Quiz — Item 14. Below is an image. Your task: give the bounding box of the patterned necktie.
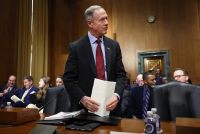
[96,39,105,80]
[143,87,150,119]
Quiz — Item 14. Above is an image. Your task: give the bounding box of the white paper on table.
[110,131,141,134]
[91,78,116,117]
[44,109,84,120]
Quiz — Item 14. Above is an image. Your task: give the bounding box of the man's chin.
[102,31,107,35]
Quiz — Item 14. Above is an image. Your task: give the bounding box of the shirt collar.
[88,31,103,44]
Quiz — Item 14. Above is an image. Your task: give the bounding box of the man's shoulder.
[132,86,143,90]
[103,36,118,44]
[13,85,19,89]
[70,35,89,46]
[131,86,144,93]
[31,86,39,91]
[11,86,20,92]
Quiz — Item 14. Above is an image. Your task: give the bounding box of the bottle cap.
[7,102,11,105]
[151,108,157,113]
[147,111,153,116]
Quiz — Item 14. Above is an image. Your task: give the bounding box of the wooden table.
[0,118,175,134]
[1,108,200,134]
[176,117,200,134]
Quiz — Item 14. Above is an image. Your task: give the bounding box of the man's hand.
[81,96,99,112]
[106,95,119,111]
[0,93,4,97]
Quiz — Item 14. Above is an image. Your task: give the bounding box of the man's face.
[23,79,33,89]
[173,70,188,83]
[136,74,144,86]
[145,75,156,87]
[88,8,108,37]
[7,76,16,87]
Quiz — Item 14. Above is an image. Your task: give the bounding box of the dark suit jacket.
[63,35,127,116]
[126,85,153,119]
[4,86,20,104]
[13,85,39,107]
[0,85,19,106]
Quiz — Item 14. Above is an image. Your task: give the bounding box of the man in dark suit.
[12,76,39,107]
[63,5,127,116]
[0,75,19,107]
[127,71,156,119]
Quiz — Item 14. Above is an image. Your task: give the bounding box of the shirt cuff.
[114,93,120,100]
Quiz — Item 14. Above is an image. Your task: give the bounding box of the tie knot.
[96,38,101,44]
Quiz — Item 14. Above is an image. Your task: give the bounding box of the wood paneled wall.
[0,0,19,85]
[49,0,200,84]
[112,0,200,83]
[1,0,200,85]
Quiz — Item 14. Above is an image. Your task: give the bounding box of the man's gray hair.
[84,5,103,21]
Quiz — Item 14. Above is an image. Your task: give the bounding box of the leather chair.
[153,81,200,121]
[43,85,71,115]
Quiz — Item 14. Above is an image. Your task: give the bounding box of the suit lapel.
[104,37,111,79]
[83,36,96,75]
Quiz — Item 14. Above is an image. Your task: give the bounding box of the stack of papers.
[44,109,84,120]
[91,79,116,117]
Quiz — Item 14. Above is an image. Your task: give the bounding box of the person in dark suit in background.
[63,5,127,117]
[12,76,39,107]
[121,73,144,117]
[126,71,156,119]
[0,75,19,106]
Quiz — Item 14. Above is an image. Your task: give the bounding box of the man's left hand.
[106,95,119,111]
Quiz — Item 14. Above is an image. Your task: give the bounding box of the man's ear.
[30,81,33,85]
[186,76,189,81]
[87,20,93,28]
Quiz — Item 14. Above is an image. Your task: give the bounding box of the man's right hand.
[80,96,99,112]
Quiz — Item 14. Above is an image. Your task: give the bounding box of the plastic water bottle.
[144,111,157,134]
[5,102,12,109]
[151,108,161,133]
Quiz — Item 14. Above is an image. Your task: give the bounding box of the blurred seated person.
[131,73,144,88]
[55,75,64,87]
[121,73,144,117]
[162,76,168,84]
[155,68,164,85]
[173,68,192,84]
[127,71,156,119]
[12,76,39,107]
[0,75,19,107]
[29,76,51,109]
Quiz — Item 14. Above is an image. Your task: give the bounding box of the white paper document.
[11,95,23,103]
[44,109,84,120]
[91,78,116,117]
